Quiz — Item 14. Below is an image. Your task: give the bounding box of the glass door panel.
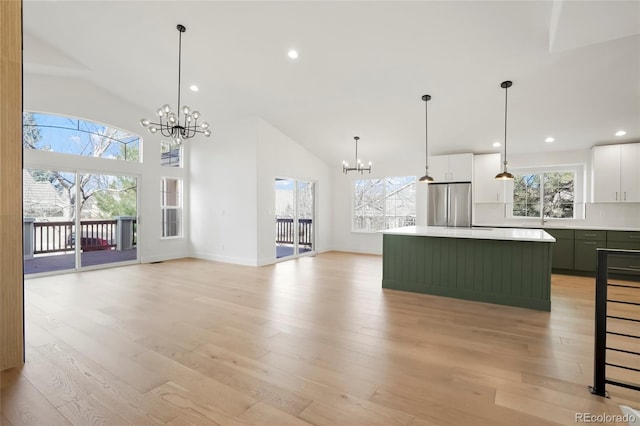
[23,169,76,274]
[297,181,314,254]
[78,173,138,268]
[275,178,295,259]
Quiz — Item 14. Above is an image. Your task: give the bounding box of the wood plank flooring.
[2,252,639,425]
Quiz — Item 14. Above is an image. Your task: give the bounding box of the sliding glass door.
[23,168,138,275]
[275,178,315,259]
[78,173,138,269]
[23,168,76,274]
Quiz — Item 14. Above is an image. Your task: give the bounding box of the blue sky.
[26,112,140,159]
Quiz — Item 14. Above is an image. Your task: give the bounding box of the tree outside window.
[354,176,416,231]
[513,171,575,218]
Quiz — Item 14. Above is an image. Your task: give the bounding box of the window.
[161,140,182,167]
[23,112,140,161]
[513,171,575,218]
[353,176,416,232]
[161,177,182,237]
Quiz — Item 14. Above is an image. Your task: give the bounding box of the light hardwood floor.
[2,252,639,425]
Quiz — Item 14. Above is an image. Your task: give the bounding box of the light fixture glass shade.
[495,171,514,180]
[419,174,434,183]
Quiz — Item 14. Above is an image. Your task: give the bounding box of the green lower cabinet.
[606,231,640,277]
[574,239,607,272]
[544,229,574,270]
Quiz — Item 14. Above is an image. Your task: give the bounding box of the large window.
[23,112,140,161]
[513,171,575,218]
[161,177,182,238]
[353,176,416,232]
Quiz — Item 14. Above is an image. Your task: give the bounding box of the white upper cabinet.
[429,153,473,182]
[621,143,640,202]
[473,153,506,203]
[592,143,640,203]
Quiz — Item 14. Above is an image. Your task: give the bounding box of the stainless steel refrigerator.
[427,182,472,227]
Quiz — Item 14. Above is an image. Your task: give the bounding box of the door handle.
[584,234,597,237]
[584,241,597,245]
[624,192,627,201]
[615,192,618,200]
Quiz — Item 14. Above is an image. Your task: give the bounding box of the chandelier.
[140,24,211,144]
[342,136,372,174]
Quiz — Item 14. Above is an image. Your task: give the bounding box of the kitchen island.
[381,226,555,311]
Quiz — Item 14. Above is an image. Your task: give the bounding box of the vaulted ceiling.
[23,1,640,165]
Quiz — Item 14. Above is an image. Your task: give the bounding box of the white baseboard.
[140,253,189,263]
[191,251,259,266]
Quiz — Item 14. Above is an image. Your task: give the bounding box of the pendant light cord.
[425,98,428,172]
[503,84,508,169]
[177,27,182,121]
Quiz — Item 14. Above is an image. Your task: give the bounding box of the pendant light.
[419,94,434,182]
[495,80,514,180]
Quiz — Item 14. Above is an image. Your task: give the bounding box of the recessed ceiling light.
[545,137,555,143]
[288,49,299,59]
[492,142,501,147]
[615,130,627,136]
[189,85,199,92]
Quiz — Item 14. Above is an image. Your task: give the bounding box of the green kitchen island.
[382,226,556,311]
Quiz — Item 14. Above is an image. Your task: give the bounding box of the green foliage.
[94,178,137,218]
[513,171,574,218]
[93,145,138,218]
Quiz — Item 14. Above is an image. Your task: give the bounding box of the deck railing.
[589,248,640,397]
[28,218,137,255]
[276,218,312,247]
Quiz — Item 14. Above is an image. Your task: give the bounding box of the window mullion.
[539,173,544,218]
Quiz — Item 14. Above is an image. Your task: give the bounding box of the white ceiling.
[23,1,640,165]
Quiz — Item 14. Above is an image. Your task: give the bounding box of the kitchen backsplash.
[474,203,640,229]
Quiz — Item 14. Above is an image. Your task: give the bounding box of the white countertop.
[475,223,640,232]
[382,226,556,242]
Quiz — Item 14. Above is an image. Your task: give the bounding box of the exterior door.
[23,169,138,275]
[275,178,315,259]
[78,172,138,269]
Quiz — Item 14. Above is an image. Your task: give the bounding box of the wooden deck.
[276,244,312,259]
[2,252,639,425]
[24,249,137,275]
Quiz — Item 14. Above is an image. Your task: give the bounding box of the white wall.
[189,118,259,265]
[473,149,640,229]
[190,117,331,266]
[331,156,426,255]
[24,73,190,263]
[256,119,332,265]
